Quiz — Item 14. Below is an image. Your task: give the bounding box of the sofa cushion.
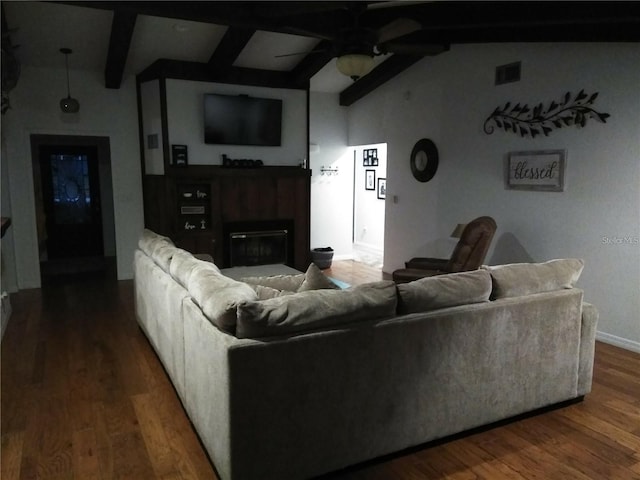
[485,258,584,299]
[396,269,492,314]
[139,228,174,255]
[188,267,258,333]
[236,280,397,339]
[251,284,297,300]
[169,249,220,288]
[241,263,339,293]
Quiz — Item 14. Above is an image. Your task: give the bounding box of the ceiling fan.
[273,2,443,80]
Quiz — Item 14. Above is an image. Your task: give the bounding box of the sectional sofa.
[133,229,598,480]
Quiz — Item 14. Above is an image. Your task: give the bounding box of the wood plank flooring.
[2,260,639,479]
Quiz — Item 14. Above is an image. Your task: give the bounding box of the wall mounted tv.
[204,93,283,146]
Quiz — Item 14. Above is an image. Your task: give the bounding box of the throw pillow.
[396,269,492,314]
[236,280,398,339]
[298,263,340,291]
[485,258,584,299]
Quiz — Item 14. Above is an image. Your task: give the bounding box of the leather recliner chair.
[392,216,497,283]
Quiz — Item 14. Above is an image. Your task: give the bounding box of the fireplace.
[224,220,294,267]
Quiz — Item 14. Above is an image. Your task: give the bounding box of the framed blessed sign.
[506,150,566,192]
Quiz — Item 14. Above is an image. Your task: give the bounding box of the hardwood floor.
[2,260,639,479]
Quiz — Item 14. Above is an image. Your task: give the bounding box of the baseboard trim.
[597,331,640,353]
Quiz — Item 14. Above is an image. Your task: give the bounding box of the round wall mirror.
[410,138,438,182]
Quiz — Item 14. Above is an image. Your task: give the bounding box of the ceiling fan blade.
[377,18,422,44]
[275,48,330,58]
[380,41,449,56]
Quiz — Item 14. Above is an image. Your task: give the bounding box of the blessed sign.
[506,150,566,191]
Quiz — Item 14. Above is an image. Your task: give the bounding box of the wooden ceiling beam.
[104,9,137,89]
[138,59,307,90]
[289,40,334,85]
[208,26,256,69]
[339,55,425,107]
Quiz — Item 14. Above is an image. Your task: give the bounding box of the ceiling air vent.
[495,61,521,85]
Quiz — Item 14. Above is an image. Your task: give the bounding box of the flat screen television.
[204,93,283,146]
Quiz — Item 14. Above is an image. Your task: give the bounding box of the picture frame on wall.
[363,148,379,167]
[506,149,566,191]
[365,169,376,190]
[171,144,188,167]
[377,178,387,199]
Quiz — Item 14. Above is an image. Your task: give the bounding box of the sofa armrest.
[405,257,449,270]
[578,302,598,395]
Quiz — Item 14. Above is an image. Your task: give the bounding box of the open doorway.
[352,143,387,268]
[31,135,116,282]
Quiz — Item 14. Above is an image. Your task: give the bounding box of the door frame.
[30,134,115,264]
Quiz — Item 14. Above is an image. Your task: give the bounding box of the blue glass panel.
[50,154,92,225]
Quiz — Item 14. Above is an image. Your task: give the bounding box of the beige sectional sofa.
[134,229,598,480]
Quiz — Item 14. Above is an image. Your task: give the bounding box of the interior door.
[39,145,104,258]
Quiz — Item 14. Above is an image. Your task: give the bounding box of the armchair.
[392,216,497,283]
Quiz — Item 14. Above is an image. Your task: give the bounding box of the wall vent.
[495,62,521,85]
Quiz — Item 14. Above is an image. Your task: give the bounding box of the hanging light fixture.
[59,48,79,113]
[336,54,375,81]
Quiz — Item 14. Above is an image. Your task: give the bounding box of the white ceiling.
[3,1,355,92]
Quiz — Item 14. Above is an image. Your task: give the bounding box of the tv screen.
[204,93,283,146]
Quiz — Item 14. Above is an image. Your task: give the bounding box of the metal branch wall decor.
[484,90,610,137]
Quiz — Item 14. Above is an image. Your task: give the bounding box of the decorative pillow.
[187,267,258,333]
[236,280,398,339]
[169,249,220,288]
[485,258,584,299]
[396,270,492,314]
[298,263,340,291]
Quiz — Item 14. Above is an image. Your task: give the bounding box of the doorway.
[39,145,104,258]
[352,143,387,267]
[31,135,116,281]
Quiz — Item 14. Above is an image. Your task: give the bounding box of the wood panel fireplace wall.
[142,166,311,271]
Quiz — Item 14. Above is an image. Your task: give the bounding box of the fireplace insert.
[224,220,294,267]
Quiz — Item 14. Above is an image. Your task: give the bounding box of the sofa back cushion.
[241,263,338,293]
[169,249,220,288]
[187,267,258,333]
[485,258,584,299]
[138,229,176,272]
[236,280,397,338]
[396,269,492,314]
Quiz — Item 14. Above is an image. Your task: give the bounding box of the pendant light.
[59,48,79,113]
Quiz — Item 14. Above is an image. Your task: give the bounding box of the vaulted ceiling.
[3,1,639,106]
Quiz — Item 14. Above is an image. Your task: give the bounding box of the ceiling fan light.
[59,47,80,114]
[336,54,375,81]
[60,96,80,113]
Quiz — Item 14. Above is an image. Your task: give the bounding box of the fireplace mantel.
[142,166,311,271]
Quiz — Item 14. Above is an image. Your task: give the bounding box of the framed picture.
[506,150,566,191]
[365,169,376,190]
[363,148,379,167]
[171,144,188,167]
[377,178,386,199]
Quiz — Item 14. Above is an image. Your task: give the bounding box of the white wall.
[2,65,143,286]
[166,79,307,166]
[309,92,353,257]
[347,43,640,351]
